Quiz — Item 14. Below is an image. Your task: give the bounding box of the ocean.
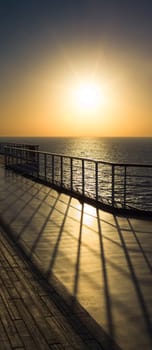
[1,137,152,211]
[0,136,152,164]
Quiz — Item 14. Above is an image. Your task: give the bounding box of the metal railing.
[4,145,152,215]
[0,142,39,155]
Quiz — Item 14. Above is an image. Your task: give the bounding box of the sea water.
[0,137,152,211]
[0,137,152,164]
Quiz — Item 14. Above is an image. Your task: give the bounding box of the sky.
[0,0,152,137]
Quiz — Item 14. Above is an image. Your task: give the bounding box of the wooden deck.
[0,162,152,350]
[0,226,106,350]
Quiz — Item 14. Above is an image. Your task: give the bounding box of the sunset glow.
[0,1,152,137]
[73,81,102,112]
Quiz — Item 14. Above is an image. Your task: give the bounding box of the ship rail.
[3,145,152,216]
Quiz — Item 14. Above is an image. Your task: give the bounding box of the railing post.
[4,147,7,167]
[44,153,47,181]
[12,147,14,167]
[82,159,85,196]
[61,156,63,187]
[70,157,73,191]
[8,147,10,167]
[124,166,127,208]
[112,164,115,207]
[11,147,13,166]
[37,152,39,178]
[31,150,33,177]
[25,149,27,166]
[95,161,98,202]
[52,155,54,184]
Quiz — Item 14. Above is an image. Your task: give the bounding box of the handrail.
[3,144,152,216]
[3,146,152,167]
[0,143,39,155]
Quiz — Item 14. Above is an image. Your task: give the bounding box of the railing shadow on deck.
[0,174,121,350]
[0,168,152,349]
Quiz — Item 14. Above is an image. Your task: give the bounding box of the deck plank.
[0,225,104,350]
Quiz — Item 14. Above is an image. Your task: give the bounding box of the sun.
[73,81,102,112]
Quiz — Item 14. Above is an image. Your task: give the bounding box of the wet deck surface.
[0,162,152,350]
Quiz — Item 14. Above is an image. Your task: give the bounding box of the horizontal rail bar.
[3,146,152,168]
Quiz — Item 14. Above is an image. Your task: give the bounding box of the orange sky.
[0,1,152,137]
[1,48,151,137]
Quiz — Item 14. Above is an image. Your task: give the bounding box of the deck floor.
[0,163,152,350]
[0,226,106,350]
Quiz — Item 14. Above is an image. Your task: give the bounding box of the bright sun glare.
[73,81,102,112]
